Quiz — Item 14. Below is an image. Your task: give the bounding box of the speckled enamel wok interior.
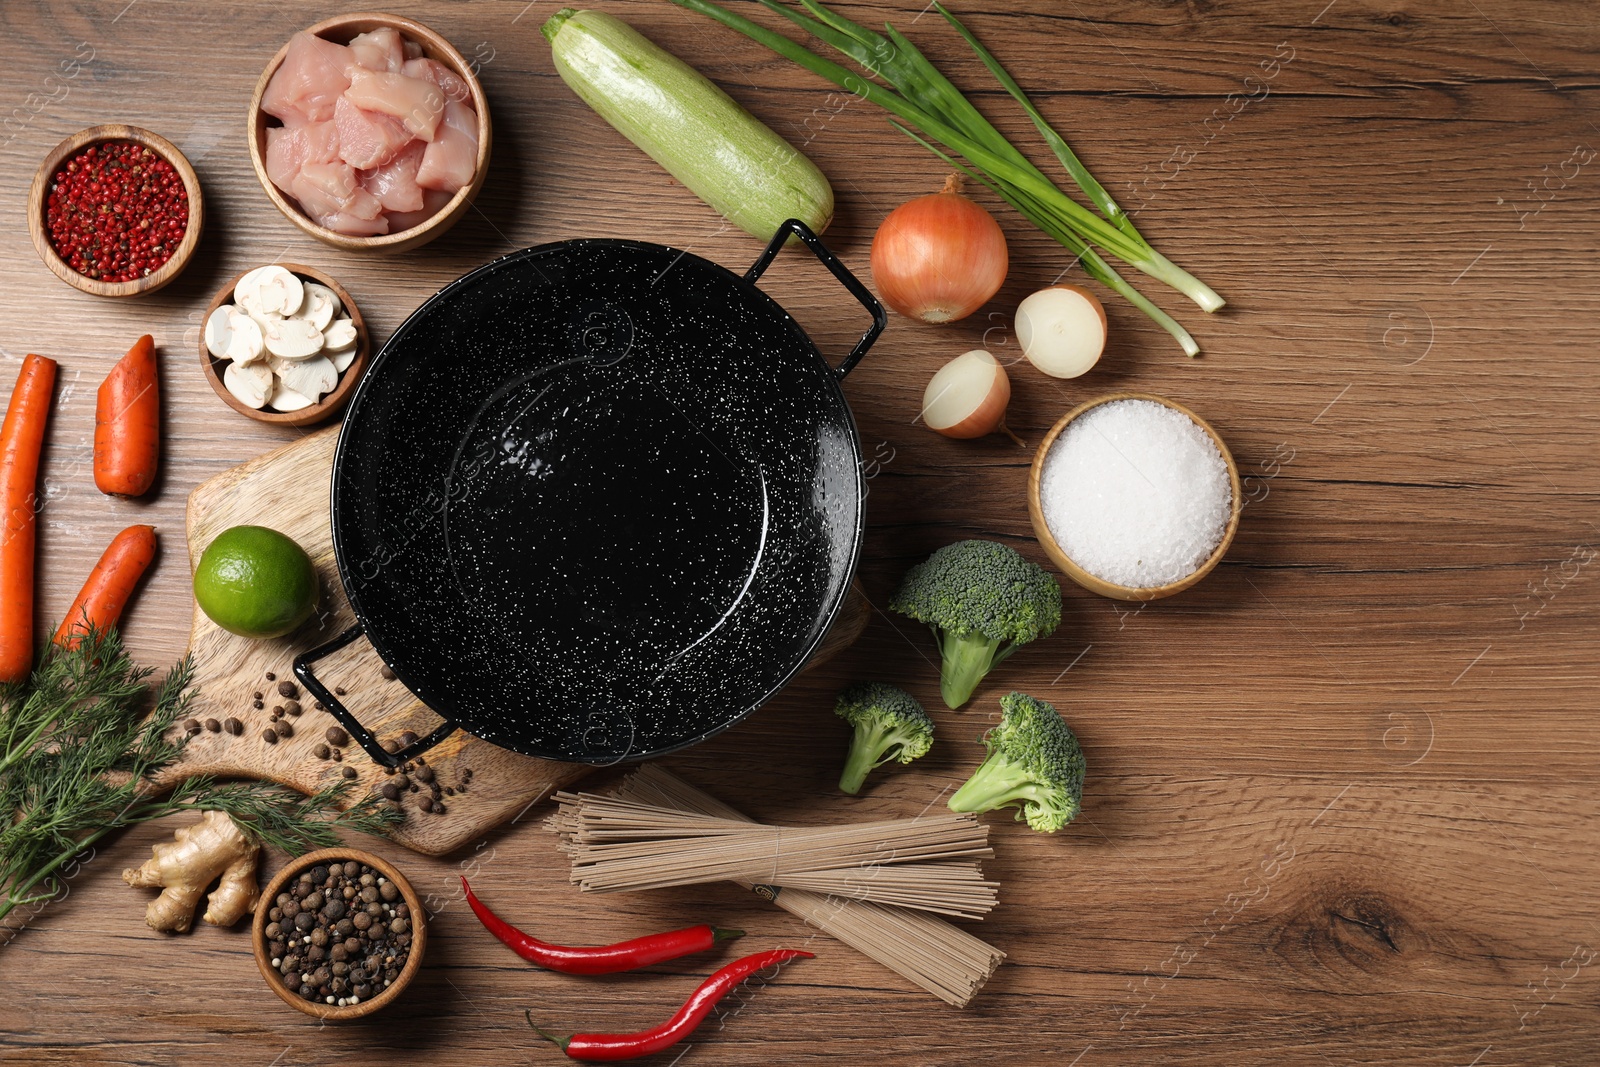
[311,223,883,765]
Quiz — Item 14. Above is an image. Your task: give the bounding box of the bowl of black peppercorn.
[253,848,426,1020]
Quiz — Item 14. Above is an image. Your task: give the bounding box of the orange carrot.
[0,354,58,683]
[93,334,160,497]
[54,524,159,648]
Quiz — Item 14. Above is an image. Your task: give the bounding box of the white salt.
[1038,399,1232,588]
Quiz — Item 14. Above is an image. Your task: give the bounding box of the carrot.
[93,334,160,497]
[54,524,159,648]
[0,354,58,683]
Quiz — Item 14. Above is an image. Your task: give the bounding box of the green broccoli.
[833,683,935,794]
[948,691,1084,832]
[889,540,1062,709]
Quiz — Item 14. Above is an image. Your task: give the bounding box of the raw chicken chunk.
[403,57,471,104]
[388,188,456,233]
[346,27,404,73]
[265,120,339,195]
[359,141,426,212]
[345,68,444,141]
[262,32,352,124]
[416,99,478,193]
[312,211,390,236]
[334,95,412,170]
[292,161,384,221]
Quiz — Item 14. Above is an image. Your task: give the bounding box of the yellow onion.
[870,175,1008,324]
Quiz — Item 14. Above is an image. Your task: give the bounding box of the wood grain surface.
[2,1,1597,1064]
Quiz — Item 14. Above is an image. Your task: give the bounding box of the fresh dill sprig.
[0,629,402,925]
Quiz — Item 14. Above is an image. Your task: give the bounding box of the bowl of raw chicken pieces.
[248,13,491,252]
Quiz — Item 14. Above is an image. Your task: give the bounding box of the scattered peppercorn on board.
[157,426,869,855]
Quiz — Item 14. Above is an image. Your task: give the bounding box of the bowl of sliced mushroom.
[200,263,370,427]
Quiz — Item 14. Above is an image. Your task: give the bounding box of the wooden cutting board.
[153,426,868,855]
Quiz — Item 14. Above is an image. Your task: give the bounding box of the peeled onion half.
[922,349,1020,444]
[1016,284,1108,378]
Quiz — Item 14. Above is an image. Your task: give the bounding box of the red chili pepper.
[527,948,814,1061]
[462,877,743,975]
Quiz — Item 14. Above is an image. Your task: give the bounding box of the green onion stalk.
[670,0,1223,355]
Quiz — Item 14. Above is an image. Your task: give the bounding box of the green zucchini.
[543,8,833,240]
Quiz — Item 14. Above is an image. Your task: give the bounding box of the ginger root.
[122,810,260,933]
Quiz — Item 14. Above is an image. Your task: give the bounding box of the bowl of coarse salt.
[1028,392,1241,601]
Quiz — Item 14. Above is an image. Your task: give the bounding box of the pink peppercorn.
[45,140,188,283]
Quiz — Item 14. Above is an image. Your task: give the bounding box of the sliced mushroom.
[256,266,305,317]
[267,379,316,412]
[223,360,275,409]
[232,266,268,312]
[261,315,325,360]
[235,265,293,316]
[204,306,234,359]
[222,307,266,364]
[291,283,340,331]
[328,344,360,373]
[323,317,357,351]
[269,354,338,400]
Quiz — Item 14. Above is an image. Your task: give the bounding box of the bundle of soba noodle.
[546,765,1005,1007]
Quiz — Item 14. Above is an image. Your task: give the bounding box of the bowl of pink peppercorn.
[27,124,204,298]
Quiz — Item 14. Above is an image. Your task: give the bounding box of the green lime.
[194,525,320,639]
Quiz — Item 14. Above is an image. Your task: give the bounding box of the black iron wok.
[294,220,885,768]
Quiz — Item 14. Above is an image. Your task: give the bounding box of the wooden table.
[3,1,1596,1063]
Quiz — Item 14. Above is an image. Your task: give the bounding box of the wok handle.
[293,624,458,770]
[744,218,887,379]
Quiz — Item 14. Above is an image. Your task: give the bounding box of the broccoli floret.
[833,683,935,795]
[948,691,1084,832]
[889,540,1062,709]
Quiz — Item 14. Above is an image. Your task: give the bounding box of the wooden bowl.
[1027,392,1242,602]
[199,263,371,428]
[27,124,204,297]
[252,847,426,1021]
[248,13,492,253]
